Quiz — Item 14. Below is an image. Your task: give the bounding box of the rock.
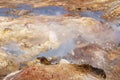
[0,0,114,11]
[60,59,70,64]
[0,49,19,79]
[0,15,118,61]
[4,63,106,80]
[67,44,108,68]
[67,44,120,80]
[103,1,120,21]
[37,56,51,65]
[0,10,119,80]
[0,17,14,22]
[7,9,31,16]
[0,1,120,80]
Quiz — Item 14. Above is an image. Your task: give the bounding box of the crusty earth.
[0,15,119,80]
[4,62,106,80]
[0,0,120,80]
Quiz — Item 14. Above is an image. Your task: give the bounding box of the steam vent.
[0,0,120,80]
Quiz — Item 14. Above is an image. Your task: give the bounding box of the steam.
[38,17,120,64]
[39,38,76,58]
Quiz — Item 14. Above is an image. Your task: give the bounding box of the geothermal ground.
[0,0,120,80]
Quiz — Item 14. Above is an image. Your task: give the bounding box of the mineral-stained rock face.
[68,44,120,80]
[4,63,106,80]
[3,46,120,80]
[38,43,120,80]
[105,47,120,80]
[0,0,120,80]
[5,16,119,43]
[67,44,108,68]
[0,15,120,79]
[0,15,119,61]
[103,1,120,21]
[0,49,19,79]
[0,2,120,79]
[0,0,115,10]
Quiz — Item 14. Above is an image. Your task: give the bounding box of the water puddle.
[0,4,69,18]
[0,8,17,18]
[0,3,107,22]
[16,4,33,10]
[79,10,105,22]
[31,6,69,16]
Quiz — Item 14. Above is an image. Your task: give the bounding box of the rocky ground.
[0,0,120,80]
